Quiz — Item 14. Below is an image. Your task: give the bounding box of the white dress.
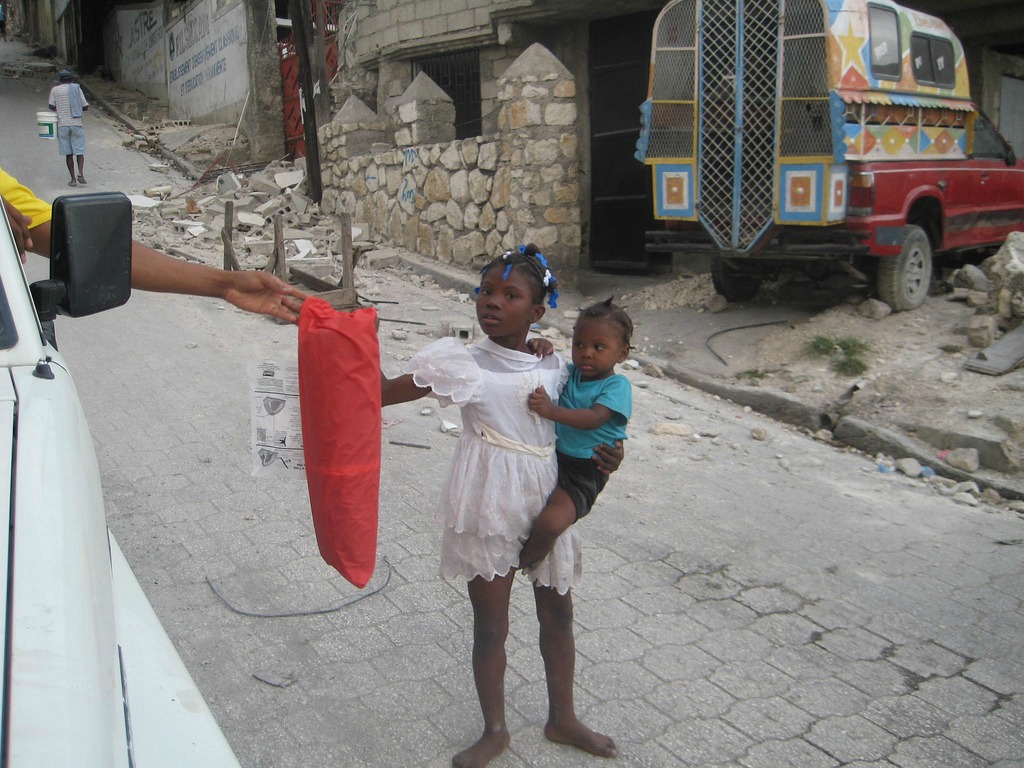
[403,336,582,594]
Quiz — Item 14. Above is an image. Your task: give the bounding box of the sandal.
[77,175,87,184]
[68,180,78,186]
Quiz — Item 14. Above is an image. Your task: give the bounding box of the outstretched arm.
[381,372,430,406]
[28,219,308,324]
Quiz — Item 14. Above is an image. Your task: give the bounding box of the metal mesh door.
[698,0,781,251]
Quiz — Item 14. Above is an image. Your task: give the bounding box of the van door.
[969,114,1024,245]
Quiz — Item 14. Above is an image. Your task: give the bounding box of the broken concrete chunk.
[231,195,257,212]
[255,200,279,216]
[144,184,173,198]
[895,457,922,477]
[244,240,275,257]
[248,173,280,194]
[858,298,892,320]
[128,194,161,209]
[291,239,315,259]
[287,189,310,215]
[236,211,267,228]
[945,447,981,473]
[966,315,997,348]
[275,170,305,190]
[650,422,694,437]
[216,172,241,194]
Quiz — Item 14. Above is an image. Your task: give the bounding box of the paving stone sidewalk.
[54,261,1024,768]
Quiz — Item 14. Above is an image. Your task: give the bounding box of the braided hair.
[578,297,633,348]
[477,244,560,309]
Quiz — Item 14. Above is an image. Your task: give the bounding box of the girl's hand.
[592,440,624,475]
[527,385,555,418]
[526,336,554,357]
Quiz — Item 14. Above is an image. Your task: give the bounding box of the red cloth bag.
[298,299,381,588]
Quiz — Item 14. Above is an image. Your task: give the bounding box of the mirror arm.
[29,279,68,323]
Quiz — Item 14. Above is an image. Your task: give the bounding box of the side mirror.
[1007,148,1017,167]
[30,192,132,319]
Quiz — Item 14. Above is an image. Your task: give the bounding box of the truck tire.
[876,225,932,311]
[711,258,762,302]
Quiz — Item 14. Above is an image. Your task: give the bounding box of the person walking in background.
[48,70,89,186]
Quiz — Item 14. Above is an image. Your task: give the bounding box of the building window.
[413,50,482,139]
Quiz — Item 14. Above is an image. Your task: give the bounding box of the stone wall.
[319,44,583,283]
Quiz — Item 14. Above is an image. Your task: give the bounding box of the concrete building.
[10,0,285,162]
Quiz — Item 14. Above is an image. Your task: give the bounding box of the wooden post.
[222,201,241,271]
[288,0,323,203]
[315,211,358,309]
[339,211,354,291]
[270,214,288,282]
[312,0,330,129]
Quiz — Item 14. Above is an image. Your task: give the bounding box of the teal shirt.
[555,365,631,458]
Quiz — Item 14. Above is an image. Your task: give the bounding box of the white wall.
[108,3,166,99]
[165,0,249,123]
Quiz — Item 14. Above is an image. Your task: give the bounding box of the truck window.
[911,33,955,88]
[868,5,900,81]
[972,114,1008,160]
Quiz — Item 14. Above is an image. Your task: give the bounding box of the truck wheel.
[711,258,762,302]
[876,225,932,311]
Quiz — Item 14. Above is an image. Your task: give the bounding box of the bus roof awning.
[836,89,975,111]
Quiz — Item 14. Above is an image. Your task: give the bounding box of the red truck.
[635,0,1024,310]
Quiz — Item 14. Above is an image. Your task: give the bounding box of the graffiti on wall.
[114,3,166,98]
[166,0,248,120]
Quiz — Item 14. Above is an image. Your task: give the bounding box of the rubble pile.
[951,231,1024,348]
[619,274,717,311]
[130,159,356,285]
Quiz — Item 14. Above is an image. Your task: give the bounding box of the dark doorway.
[588,11,661,270]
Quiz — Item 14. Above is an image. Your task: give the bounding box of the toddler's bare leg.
[534,585,618,758]
[453,574,515,768]
[519,487,576,570]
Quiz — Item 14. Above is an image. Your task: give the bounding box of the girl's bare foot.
[545,717,618,758]
[452,730,511,768]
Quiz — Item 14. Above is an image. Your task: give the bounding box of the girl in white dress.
[380,246,619,768]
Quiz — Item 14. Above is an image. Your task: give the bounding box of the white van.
[0,194,240,767]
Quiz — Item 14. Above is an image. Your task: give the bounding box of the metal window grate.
[781,0,824,36]
[780,2,830,157]
[697,0,782,250]
[413,51,482,139]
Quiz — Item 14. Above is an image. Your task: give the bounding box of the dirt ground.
[617,271,1024,482]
